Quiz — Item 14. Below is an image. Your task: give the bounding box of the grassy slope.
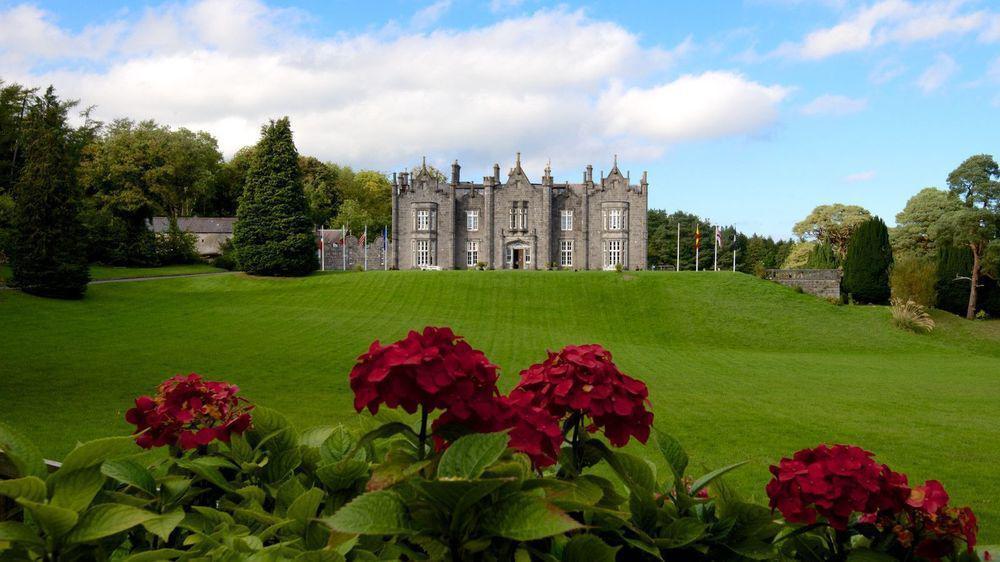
[0,263,222,284]
[1,271,998,538]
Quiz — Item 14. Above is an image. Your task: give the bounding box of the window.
[466,240,479,266]
[560,210,573,231]
[608,208,623,231]
[559,240,573,267]
[416,240,432,267]
[509,202,528,230]
[416,210,430,231]
[466,210,479,231]
[604,239,624,268]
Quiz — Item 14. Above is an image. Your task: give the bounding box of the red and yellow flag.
[695,224,701,250]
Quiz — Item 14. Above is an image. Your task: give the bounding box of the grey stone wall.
[320,233,387,271]
[764,269,841,299]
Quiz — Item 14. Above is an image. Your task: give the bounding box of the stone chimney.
[451,159,460,186]
[493,163,500,184]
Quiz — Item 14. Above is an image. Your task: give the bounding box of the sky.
[1,0,998,238]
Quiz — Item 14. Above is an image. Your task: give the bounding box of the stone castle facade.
[390,155,648,270]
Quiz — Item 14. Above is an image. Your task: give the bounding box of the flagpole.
[695,224,700,272]
[675,222,680,272]
[364,225,368,271]
[320,228,325,271]
[342,224,347,271]
[714,227,718,272]
[383,226,388,271]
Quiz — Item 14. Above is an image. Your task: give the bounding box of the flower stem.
[418,407,429,460]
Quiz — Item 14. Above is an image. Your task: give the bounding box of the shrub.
[211,237,239,270]
[891,257,937,306]
[154,217,200,265]
[0,327,984,562]
[233,117,317,277]
[890,298,935,333]
[843,216,893,304]
[614,262,623,273]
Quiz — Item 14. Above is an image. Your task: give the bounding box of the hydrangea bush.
[0,326,990,561]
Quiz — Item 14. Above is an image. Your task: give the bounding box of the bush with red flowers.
[767,444,980,561]
[125,373,253,450]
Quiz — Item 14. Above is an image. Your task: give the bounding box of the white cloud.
[599,72,790,142]
[869,59,906,84]
[916,53,957,93]
[489,0,525,13]
[799,94,868,115]
[982,14,1000,42]
[845,170,876,182]
[411,0,452,30]
[1,1,791,171]
[775,0,995,60]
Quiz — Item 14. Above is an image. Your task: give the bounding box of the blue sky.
[1,0,998,237]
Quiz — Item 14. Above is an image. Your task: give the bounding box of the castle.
[390,154,647,270]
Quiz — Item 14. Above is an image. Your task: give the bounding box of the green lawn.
[0,263,223,285]
[2,271,998,539]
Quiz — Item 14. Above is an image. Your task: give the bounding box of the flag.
[359,227,367,247]
[695,224,701,250]
[715,226,722,247]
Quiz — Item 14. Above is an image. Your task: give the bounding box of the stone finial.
[516,152,521,167]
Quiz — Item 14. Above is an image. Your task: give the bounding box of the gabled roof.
[505,152,532,186]
[151,217,235,234]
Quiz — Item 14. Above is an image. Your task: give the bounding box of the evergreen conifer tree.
[805,242,838,269]
[842,217,893,304]
[233,117,317,276]
[10,88,90,298]
[935,245,975,315]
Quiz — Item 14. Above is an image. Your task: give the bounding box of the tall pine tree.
[10,87,90,298]
[234,117,316,276]
[842,217,893,304]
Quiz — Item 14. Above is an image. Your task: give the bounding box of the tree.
[333,170,392,235]
[842,217,893,304]
[78,119,221,264]
[0,80,33,196]
[892,188,963,260]
[793,204,871,258]
[9,87,90,298]
[931,154,1000,319]
[300,156,348,227]
[207,145,257,216]
[233,117,316,276]
[782,241,816,269]
[645,209,744,271]
[805,242,838,269]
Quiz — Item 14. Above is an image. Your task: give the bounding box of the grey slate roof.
[150,217,236,234]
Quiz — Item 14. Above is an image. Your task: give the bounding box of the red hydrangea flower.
[125,374,252,450]
[509,344,653,447]
[504,401,564,468]
[765,444,911,530]
[350,327,501,416]
[907,480,950,515]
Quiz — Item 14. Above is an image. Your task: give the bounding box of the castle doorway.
[512,249,524,269]
[505,242,531,270]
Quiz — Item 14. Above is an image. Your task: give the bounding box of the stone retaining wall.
[764,269,841,299]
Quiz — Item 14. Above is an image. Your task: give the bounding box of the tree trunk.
[966,244,981,320]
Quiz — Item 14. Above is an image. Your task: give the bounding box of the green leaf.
[263,447,303,483]
[0,520,44,546]
[349,422,419,458]
[563,534,620,562]
[49,467,106,512]
[300,425,337,448]
[122,549,186,561]
[690,461,749,495]
[367,458,430,491]
[65,503,158,544]
[654,428,688,482]
[411,478,508,514]
[250,406,298,452]
[177,457,235,492]
[58,436,137,473]
[322,490,415,535]
[102,459,157,496]
[655,517,707,549]
[0,420,46,479]
[287,487,326,527]
[437,432,509,480]
[320,426,355,464]
[142,509,185,542]
[16,498,79,538]
[0,475,47,502]
[478,492,582,541]
[316,459,368,491]
[295,551,346,562]
[845,549,898,562]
